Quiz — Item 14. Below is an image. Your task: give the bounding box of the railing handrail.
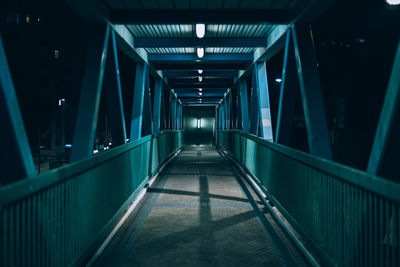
[220,129,400,203]
[0,130,183,207]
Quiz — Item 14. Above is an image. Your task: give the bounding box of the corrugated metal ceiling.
[107,0,299,10]
[127,24,273,38]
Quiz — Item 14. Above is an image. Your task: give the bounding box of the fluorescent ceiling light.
[199,92,203,96]
[199,88,203,91]
[198,69,203,74]
[195,24,205,38]
[386,0,400,5]
[197,47,204,58]
[275,78,282,83]
[198,76,203,82]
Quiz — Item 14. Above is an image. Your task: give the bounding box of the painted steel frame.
[239,79,250,132]
[71,25,111,162]
[104,29,127,146]
[0,34,36,184]
[253,61,273,141]
[368,38,400,179]
[130,62,148,140]
[275,29,299,145]
[153,78,163,133]
[292,25,332,159]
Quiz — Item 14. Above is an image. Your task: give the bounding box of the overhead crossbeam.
[163,70,238,78]
[152,63,248,71]
[110,9,291,24]
[171,83,233,88]
[149,53,253,62]
[168,77,233,84]
[137,38,269,48]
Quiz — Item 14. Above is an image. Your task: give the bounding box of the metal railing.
[218,130,400,267]
[0,130,183,267]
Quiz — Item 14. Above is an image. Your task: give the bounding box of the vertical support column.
[153,78,162,134]
[367,39,400,179]
[170,91,177,130]
[0,34,36,184]
[276,29,299,145]
[160,87,166,131]
[104,29,126,146]
[254,61,273,141]
[218,106,222,130]
[130,62,148,140]
[223,95,228,129]
[142,70,153,136]
[71,25,110,162]
[249,72,260,135]
[239,79,250,132]
[179,102,183,130]
[227,91,232,129]
[292,25,332,159]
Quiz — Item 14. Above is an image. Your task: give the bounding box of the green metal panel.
[0,130,183,266]
[218,130,400,266]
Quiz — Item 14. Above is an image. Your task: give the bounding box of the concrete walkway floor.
[93,146,309,267]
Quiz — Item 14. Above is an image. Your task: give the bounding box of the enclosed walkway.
[92,146,308,266]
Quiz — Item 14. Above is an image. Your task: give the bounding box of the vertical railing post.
[292,25,332,159]
[130,62,148,140]
[71,25,110,161]
[0,34,36,184]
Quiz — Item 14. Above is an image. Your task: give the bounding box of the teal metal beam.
[170,91,177,130]
[153,78,163,134]
[104,29,127,146]
[71,25,110,162]
[292,25,332,159]
[0,34,36,184]
[239,79,250,132]
[276,29,299,145]
[254,61,273,141]
[142,70,153,136]
[367,38,400,180]
[130,62,148,140]
[249,72,260,136]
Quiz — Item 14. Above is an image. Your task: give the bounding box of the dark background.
[0,0,399,172]
[183,106,215,145]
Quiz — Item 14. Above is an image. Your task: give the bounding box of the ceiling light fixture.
[198,76,203,82]
[199,92,203,96]
[197,47,204,58]
[195,23,205,38]
[198,69,203,74]
[386,0,400,5]
[199,88,203,92]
